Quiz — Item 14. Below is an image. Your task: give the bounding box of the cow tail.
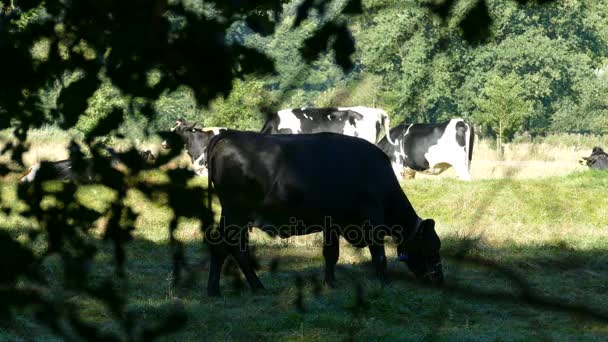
[206,135,221,234]
[467,123,474,170]
[382,111,397,145]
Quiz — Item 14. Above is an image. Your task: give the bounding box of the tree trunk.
[497,120,503,158]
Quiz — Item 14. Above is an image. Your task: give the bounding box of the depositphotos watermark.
[205,216,409,248]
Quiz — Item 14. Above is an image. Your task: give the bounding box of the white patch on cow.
[391,162,403,180]
[402,124,413,159]
[389,136,407,180]
[423,119,471,181]
[277,109,302,133]
[202,127,226,135]
[336,106,395,144]
[192,152,208,178]
[20,164,40,183]
[334,106,378,143]
[327,115,332,121]
[342,119,357,137]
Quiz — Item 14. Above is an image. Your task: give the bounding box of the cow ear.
[420,219,440,255]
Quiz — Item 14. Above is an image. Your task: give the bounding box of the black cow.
[378,119,474,181]
[579,147,608,170]
[160,119,227,175]
[261,106,396,144]
[205,131,443,296]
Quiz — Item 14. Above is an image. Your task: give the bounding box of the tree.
[1,0,573,340]
[473,73,534,151]
[204,79,269,130]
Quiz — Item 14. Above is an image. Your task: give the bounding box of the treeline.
[22,1,608,143]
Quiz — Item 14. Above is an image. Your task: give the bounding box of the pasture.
[1,131,608,340]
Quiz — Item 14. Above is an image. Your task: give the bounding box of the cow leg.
[231,242,265,293]
[225,215,265,293]
[368,244,387,284]
[391,162,403,181]
[452,161,472,181]
[323,229,340,288]
[207,248,228,297]
[206,217,230,297]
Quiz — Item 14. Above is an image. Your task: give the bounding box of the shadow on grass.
[4,229,608,340]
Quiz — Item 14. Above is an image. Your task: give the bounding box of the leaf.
[300,22,356,72]
[234,46,276,76]
[85,107,125,142]
[245,14,276,37]
[332,24,356,72]
[57,75,100,129]
[460,0,492,45]
[300,22,336,64]
[294,0,315,28]
[343,0,363,14]
[423,0,457,19]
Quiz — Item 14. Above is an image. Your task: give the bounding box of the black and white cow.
[579,146,608,170]
[261,106,396,144]
[19,159,94,183]
[19,149,156,183]
[160,119,227,175]
[378,119,474,181]
[205,131,443,296]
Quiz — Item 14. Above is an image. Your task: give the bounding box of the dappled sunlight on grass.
[2,161,608,340]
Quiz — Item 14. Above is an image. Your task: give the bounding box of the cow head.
[161,119,227,171]
[161,119,196,150]
[579,146,608,169]
[397,218,443,285]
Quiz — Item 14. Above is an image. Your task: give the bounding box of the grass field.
[2,166,608,340]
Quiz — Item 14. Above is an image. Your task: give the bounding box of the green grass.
[1,171,608,340]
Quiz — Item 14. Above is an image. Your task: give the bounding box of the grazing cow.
[260,106,396,144]
[205,131,443,296]
[579,147,608,170]
[19,159,94,183]
[19,149,156,183]
[160,119,227,175]
[378,119,474,181]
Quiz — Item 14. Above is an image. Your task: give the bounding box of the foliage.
[3,0,607,340]
[342,0,608,138]
[204,79,269,130]
[473,73,534,150]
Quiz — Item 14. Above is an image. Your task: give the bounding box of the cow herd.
[16,106,607,296]
[162,106,468,295]
[166,107,475,181]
